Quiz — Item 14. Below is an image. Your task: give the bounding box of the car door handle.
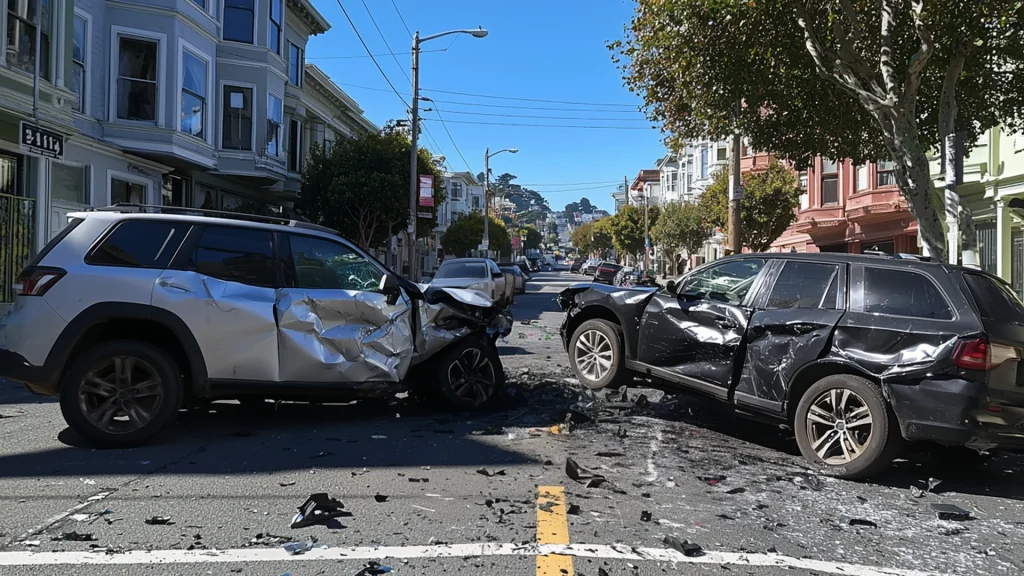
[714,318,738,330]
[157,279,193,293]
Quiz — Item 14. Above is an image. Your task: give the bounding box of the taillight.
[953,337,1021,370]
[14,266,66,297]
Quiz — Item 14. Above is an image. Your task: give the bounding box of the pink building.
[771,157,919,255]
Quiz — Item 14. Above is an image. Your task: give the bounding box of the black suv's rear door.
[960,272,1024,403]
[735,260,846,415]
[635,258,769,399]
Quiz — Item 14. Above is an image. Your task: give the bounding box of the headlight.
[468,282,488,292]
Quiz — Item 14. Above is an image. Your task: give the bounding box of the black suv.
[558,252,1024,479]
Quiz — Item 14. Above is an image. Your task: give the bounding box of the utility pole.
[483,148,490,257]
[624,175,629,208]
[406,33,421,280]
[643,185,650,271]
[728,102,743,255]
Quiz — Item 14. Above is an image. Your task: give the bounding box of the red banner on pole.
[418,175,434,207]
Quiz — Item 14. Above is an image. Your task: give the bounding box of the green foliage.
[697,163,802,252]
[609,205,660,258]
[610,0,1024,260]
[524,225,543,250]
[570,220,614,257]
[652,201,712,261]
[440,212,512,259]
[299,131,445,250]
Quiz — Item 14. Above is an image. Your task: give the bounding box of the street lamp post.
[482,147,518,257]
[407,27,488,280]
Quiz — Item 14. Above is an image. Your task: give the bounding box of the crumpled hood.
[411,285,512,364]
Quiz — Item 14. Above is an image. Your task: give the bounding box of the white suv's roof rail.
[89,203,338,234]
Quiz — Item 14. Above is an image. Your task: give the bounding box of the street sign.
[729,184,745,201]
[418,175,434,207]
[417,211,432,218]
[511,236,521,250]
[19,121,64,160]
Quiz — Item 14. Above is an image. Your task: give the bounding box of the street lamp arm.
[487,147,519,159]
[418,28,487,45]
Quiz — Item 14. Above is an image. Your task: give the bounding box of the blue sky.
[306,0,665,213]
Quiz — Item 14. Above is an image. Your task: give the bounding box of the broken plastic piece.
[282,540,315,555]
[640,510,652,522]
[664,535,703,557]
[144,516,174,525]
[374,494,389,503]
[725,487,746,494]
[51,531,97,542]
[931,503,971,521]
[567,504,581,515]
[290,493,351,529]
[910,486,926,498]
[357,560,393,575]
[848,518,878,528]
[279,481,297,487]
[476,468,507,477]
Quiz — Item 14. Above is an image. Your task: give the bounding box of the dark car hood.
[556,282,657,311]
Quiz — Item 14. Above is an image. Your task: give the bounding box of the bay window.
[72,14,87,113]
[820,158,838,205]
[876,160,897,187]
[267,94,283,156]
[6,0,52,79]
[180,51,207,139]
[224,0,254,44]
[289,43,303,86]
[116,37,159,122]
[222,85,253,151]
[269,0,282,54]
[288,119,302,171]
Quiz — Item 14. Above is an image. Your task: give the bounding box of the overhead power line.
[432,108,650,122]
[307,49,446,60]
[390,0,412,36]
[510,180,623,187]
[333,0,409,109]
[359,0,411,85]
[420,87,639,107]
[432,108,475,174]
[331,82,642,110]
[423,118,657,130]
[425,98,643,114]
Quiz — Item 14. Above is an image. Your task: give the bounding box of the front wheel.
[793,374,901,480]
[568,319,629,390]
[59,340,183,448]
[436,337,505,410]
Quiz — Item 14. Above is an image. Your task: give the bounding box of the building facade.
[0,0,375,309]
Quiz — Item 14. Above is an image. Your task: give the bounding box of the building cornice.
[287,0,330,36]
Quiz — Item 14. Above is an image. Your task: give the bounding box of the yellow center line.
[536,486,573,576]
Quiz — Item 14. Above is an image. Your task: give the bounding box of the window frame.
[50,160,90,206]
[71,9,91,115]
[106,169,154,205]
[109,27,167,126]
[288,118,302,172]
[269,0,282,54]
[84,219,192,270]
[288,42,304,86]
[763,259,846,311]
[219,80,257,152]
[177,40,213,144]
[267,92,284,156]
[675,257,769,307]
[282,232,389,292]
[852,264,956,322]
[186,224,279,288]
[876,160,897,188]
[5,0,55,81]
[222,0,257,44]
[820,158,839,205]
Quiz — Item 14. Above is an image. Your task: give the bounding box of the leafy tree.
[592,219,615,256]
[439,212,511,259]
[524,225,543,250]
[578,197,594,214]
[652,201,712,267]
[610,0,1024,261]
[548,221,559,236]
[609,205,660,260]
[299,130,444,250]
[546,233,559,246]
[570,221,612,257]
[698,163,802,252]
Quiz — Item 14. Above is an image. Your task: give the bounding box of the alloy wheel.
[447,348,497,406]
[77,356,165,435]
[805,388,874,465]
[575,329,613,382]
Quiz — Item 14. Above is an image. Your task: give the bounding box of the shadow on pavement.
[0,395,565,479]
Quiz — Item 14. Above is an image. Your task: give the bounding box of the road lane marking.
[10,491,113,546]
[0,543,954,575]
[536,486,572,576]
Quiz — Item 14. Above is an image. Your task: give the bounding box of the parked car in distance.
[593,262,622,284]
[581,259,601,276]
[433,258,514,306]
[558,252,1024,480]
[499,263,527,294]
[0,206,512,448]
[570,260,583,274]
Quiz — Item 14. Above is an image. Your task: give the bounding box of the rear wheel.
[568,319,629,390]
[59,340,183,448]
[436,337,505,410]
[794,374,901,480]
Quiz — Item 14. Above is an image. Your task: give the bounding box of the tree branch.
[938,49,968,139]
[879,0,901,101]
[830,2,886,99]
[795,3,889,111]
[903,0,935,130]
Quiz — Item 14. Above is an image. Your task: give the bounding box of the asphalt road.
[0,271,1022,576]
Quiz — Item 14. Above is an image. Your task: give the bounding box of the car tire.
[59,340,183,448]
[568,319,630,390]
[436,336,505,411]
[794,374,901,480]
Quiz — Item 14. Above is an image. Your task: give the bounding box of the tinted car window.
[767,261,840,309]
[289,234,384,292]
[964,273,1024,325]
[435,262,488,279]
[863,267,952,319]
[193,226,275,287]
[678,259,766,305]
[87,220,189,269]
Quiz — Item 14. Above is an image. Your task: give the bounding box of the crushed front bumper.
[886,378,1024,451]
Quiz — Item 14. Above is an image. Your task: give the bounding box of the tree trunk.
[889,126,946,262]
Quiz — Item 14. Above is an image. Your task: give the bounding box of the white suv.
[0,206,511,447]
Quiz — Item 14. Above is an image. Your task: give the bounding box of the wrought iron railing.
[0,194,35,303]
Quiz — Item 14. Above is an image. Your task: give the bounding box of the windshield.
[435,262,489,279]
[964,273,1024,325]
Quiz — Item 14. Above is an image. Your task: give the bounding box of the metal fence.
[0,193,35,303]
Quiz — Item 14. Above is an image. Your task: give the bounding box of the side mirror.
[379,274,401,295]
[665,279,677,293]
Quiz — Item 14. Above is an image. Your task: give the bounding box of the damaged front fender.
[413,286,512,365]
